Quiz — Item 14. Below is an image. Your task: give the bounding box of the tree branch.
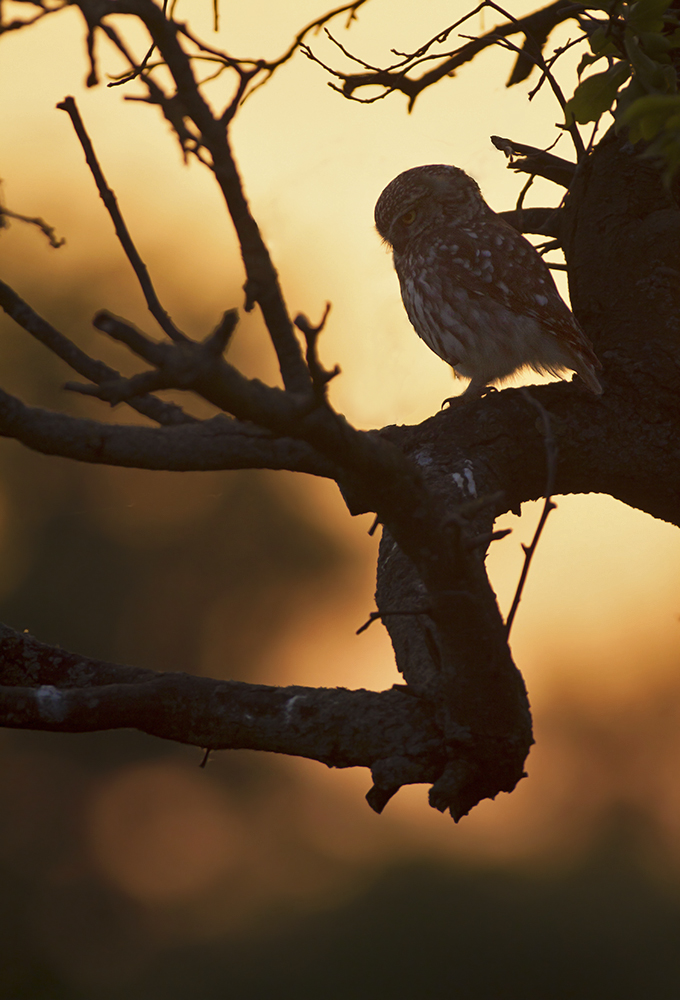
[0,205,65,247]
[0,389,338,476]
[504,389,558,635]
[0,624,445,805]
[57,95,187,344]
[498,206,563,238]
[491,134,576,187]
[0,279,193,426]
[307,0,583,111]
[90,0,314,395]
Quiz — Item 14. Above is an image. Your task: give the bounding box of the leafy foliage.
[566,0,680,180]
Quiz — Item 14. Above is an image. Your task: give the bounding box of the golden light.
[87,760,245,901]
[1,0,679,882]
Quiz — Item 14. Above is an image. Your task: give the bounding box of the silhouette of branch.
[87,0,314,394]
[505,390,558,636]
[0,625,444,783]
[0,0,551,819]
[498,207,563,238]
[57,96,187,344]
[0,0,64,34]
[0,388,339,476]
[0,205,65,247]
[491,134,576,188]
[303,0,583,111]
[0,279,193,426]
[471,3,585,160]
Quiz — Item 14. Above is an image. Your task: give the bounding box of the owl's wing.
[432,219,599,365]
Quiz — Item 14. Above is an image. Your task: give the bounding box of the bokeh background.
[2,1,680,996]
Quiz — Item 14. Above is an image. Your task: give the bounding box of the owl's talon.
[441,394,473,408]
[442,385,496,408]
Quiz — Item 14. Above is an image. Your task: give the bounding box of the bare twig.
[0,205,65,247]
[98,0,313,394]
[505,389,558,635]
[491,134,576,188]
[0,1,63,34]
[513,174,536,232]
[473,2,585,160]
[309,0,583,111]
[466,527,512,550]
[294,305,340,400]
[356,607,430,635]
[57,95,187,344]
[108,38,156,86]
[0,279,193,426]
[526,33,586,100]
[237,0,370,104]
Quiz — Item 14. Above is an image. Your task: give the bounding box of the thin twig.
[323,26,381,71]
[57,96,187,344]
[170,0,371,112]
[0,3,62,34]
[357,607,429,635]
[0,206,65,247]
[294,304,340,400]
[108,40,156,86]
[0,279,194,426]
[475,1,586,160]
[107,0,168,86]
[388,2,490,66]
[505,389,558,635]
[513,173,535,233]
[491,134,576,188]
[314,0,584,111]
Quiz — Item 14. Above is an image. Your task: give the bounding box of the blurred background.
[2,0,680,996]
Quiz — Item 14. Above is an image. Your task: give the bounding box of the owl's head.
[374,164,487,252]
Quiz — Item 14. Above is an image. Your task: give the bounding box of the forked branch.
[302,0,583,111]
[0,0,545,819]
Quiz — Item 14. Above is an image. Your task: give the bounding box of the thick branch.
[0,391,338,476]
[0,625,444,788]
[498,206,563,238]
[379,353,680,531]
[4,0,554,818]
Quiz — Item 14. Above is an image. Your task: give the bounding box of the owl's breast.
[397,252,487,368]
[395,246,562,385]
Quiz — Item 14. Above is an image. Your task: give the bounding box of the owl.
[374,164,602,398]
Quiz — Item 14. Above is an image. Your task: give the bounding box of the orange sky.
[2,0,680,891]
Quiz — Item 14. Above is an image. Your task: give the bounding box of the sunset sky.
[2,0,680,945]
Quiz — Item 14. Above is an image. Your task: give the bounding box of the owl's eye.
[400,209,417,225]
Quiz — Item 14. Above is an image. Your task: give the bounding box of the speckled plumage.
[374,164,602,397]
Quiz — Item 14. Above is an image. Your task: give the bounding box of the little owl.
[374,164,602,398]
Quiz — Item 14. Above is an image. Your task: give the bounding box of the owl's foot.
[441,385,496,408]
